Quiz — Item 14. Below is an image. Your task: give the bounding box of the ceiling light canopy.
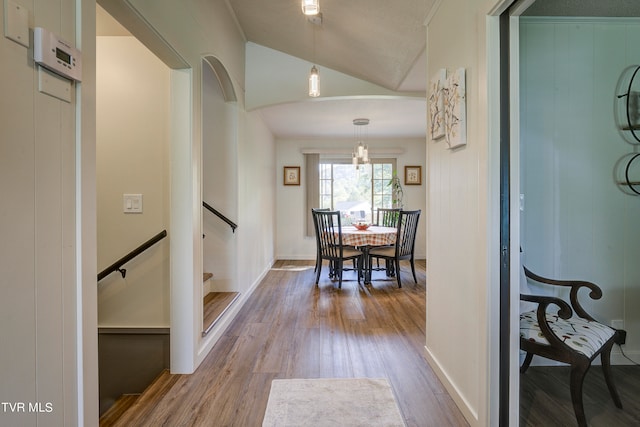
[302,0,319,16]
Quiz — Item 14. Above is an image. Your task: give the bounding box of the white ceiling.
[97,2,431,139]
[227,0,433,92]
[226,0,432,139]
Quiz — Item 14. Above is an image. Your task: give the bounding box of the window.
[319,158,396,225]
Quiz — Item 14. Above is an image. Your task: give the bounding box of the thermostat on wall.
[33,27,82,82]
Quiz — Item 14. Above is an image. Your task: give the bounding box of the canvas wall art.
[429,69,446,141]
[444,67,467,149]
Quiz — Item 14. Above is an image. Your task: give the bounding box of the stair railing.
[203,201,237,233]
[97,229,168,281]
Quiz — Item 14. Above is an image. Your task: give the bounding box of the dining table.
[339,225,397,283]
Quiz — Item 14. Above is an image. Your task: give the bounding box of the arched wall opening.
[200,56,240,335]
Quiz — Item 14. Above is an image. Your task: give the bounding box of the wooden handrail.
[203,201,237,233]
[97,230,167,281]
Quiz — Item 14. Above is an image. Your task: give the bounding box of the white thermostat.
[33,27,82,82]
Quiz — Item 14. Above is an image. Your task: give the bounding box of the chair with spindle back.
[313,210,363,288]
[368,210,420,287]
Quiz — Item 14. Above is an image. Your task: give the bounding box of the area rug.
[270,265,314,272]
[262,378,406,427]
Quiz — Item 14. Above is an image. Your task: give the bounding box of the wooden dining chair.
[311,208,330,274]
[375,208,400,227]
[368,209,420,287]
[520,264,626,427]
[373,208,401,271]
[314,210,363,288]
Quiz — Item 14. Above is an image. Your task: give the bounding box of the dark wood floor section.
[520,364,640,426]
[110,259,469,427]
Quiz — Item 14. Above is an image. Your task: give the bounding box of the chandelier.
[352,118,370,169]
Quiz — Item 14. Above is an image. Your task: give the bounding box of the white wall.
[425,1,500,426]
[0,0,98,425]
[275,138,427,260]
[96,36,171,327]
[520,18,640,362]
[237,111,277,287]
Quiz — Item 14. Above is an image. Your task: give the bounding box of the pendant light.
[302,0,319,16]
[352,118,370,170]
[309,65,320,97]
[307,13,321,97]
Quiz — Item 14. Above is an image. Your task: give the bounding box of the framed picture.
[404,166,422,185]
[283,166,300,185]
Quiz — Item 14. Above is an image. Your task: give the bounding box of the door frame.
[487,0,534,425]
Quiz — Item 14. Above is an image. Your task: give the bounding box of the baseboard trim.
[424,345,479,427]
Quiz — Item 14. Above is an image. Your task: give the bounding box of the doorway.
[96,1,195,380]
[201,56,240,336]
[517,1,640,425]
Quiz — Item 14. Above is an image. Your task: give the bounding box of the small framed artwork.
[405,166,422,185]
[283,166,301,186]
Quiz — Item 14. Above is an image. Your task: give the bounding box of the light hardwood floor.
[110,259,469,427]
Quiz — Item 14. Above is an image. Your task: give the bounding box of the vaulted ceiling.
[97,1,434,138]
[226,0,434,92]
[98,1,640,139]
[224,0,433,138]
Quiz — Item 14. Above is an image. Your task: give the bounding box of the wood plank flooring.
[111,259,469,427]
[520,364,640,426]
[99,394,139,426]
[203,291,240,336]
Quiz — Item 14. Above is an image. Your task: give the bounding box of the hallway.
[107,259,468,426]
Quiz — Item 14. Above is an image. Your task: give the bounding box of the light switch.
[123,194,143,213]
[4,1,29,47]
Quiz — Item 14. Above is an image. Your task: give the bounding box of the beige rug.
[270,265,314,272]
[262,378,406,427]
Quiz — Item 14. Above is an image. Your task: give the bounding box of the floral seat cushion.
[520,310,615,358]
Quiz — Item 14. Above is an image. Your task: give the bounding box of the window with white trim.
[318,158,396,225]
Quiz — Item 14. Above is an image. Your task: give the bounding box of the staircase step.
[99,394,139,427]
[106,369,182,426]
[203,272,213,282]
[203,291,240,336]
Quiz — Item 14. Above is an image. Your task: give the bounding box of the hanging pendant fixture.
[309,65,320,97]
[352,118,370,170]
[307,12,322,97]
[302,0,319,16]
